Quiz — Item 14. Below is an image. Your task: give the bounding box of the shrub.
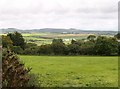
[38,44,53,55]
[23,46,39,55]
[2,49,31,87]
[12,46,23,54]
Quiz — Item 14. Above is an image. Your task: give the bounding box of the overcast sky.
[0,0,119,31]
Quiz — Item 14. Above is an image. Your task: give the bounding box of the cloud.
[0,0,119,31]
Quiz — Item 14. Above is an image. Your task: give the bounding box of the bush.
[38,44,53,55]
[23,46,39,55]
[95,36,118,56]
[51,43,67,55]
[2,50,31,87]
[68,44,81,55]
[12,46,23,54]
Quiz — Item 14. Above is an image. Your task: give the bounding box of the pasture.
[22,33,90,45]
[20,56,118,87]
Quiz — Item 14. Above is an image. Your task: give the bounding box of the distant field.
[0,32,114,45]
[20,56,118,87]
[22,33,93,45]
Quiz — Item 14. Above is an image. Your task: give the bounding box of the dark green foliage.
[7,32,26,49]
[51,39,67,55]
[95,36,118,56]
[23,46,39,55]
[80,41,95,55]
[68,44,81,55]
[12,46,23,54]
[2,50,31,87]
[51,43,67,55]
[38,44,53,55]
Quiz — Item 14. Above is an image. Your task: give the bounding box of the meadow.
[20,56,118,87]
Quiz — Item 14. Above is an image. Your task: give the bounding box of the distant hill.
[0,28,117,35]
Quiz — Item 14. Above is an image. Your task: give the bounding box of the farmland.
[22,33,92,45]
[20,56,118,87]
[0,31,114,46]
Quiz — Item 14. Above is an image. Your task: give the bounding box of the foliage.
[2,50,31,87]
[2,32,119,56]
[51,43,67,55]
[80,41,95,55]
[51,39,67,55]
[68,44,81,55]
[87,35,96,42]
[7,32,26,49]
[95,36,118,56]
[2,35,13,48]
[23,46,39,55]
[12,46,23,54]
[38,44,53,55]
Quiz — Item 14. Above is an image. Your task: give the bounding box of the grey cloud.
[0,0,119,31]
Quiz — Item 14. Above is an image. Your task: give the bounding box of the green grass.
[20,56,118,87]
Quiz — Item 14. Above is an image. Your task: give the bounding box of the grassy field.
[20,56,118,87]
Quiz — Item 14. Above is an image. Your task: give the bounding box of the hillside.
[0,28,117,35]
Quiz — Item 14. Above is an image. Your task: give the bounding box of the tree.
[94,36,118,55]
[80,41,95,55]
[51,43,67,55]
[68,44,81,55]
[7,32,26,49]
[2,35,13,48]
[38,44,53,55]
[51,39,67,55]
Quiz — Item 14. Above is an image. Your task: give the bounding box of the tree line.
[2,31,120,56]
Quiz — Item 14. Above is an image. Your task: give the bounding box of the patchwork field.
[22,33,92,45]
[0,32,113,46]
[20,56,118,87]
